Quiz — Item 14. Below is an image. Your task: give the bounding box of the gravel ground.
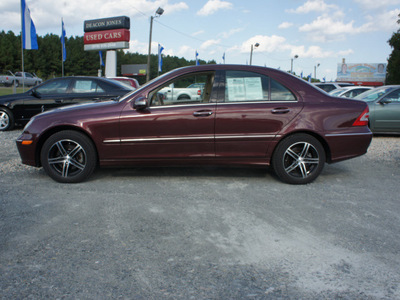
[1,129,399,299]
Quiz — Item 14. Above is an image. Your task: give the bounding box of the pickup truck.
[0,71,15,87]
[160,83,205,103]
[14,72,43,87]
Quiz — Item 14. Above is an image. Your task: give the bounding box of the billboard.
[337,63,386,83]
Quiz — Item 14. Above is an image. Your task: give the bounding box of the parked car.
[16,65,372,184]
[354,85,400,134]
[109,77,140,89]
[14,72,43,87]
[0,70,15,87]
[159,82,204,102]
[314,82,354,93]
[329,86,373,98]
[0,76,134,131]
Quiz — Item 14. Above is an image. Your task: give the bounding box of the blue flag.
[61,19,66,62]
[21,0,38,50]
[222,52,225,64]
[158,44,164,72]
[99,51,104,67]
[196,51,199,66]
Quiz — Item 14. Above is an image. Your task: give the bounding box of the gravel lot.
[1,129,399,299]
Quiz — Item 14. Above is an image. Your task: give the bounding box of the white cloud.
[354,0,400,10]
[220,28,243,39]
[197,0,233,16]
[201,39,221,49]
[287,0,338,14]
[299,15,357,42]
[192,30,205,37]
[237,35,337,59]
[278,22,293,29]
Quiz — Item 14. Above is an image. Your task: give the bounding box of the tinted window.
[72,80,104,93]
[382,89,400,103]
[270,79,296,101]
[36,79,72,94]
[150,72,215,106]
[225,71,295,102]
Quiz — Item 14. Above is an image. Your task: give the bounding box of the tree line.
[0,30,215,85]
[2,26,400,85]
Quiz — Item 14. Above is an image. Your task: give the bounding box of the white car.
[329,86,373,98]
[314,82,354,93]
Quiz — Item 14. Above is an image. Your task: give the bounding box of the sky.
[1,0,400,80]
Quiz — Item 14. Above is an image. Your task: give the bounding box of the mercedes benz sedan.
[16,65,372,184]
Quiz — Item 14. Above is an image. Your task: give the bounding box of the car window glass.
[149,72,214,106]
[72,80,104,93]
[382,89,400,103]
[270,78,296,101]
[36,79,71,94]
[225,71,269,102]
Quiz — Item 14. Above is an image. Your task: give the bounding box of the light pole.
[146,7,164,82]
[314,63,320,80]
[249,43,260,65]
[290,55,298,74]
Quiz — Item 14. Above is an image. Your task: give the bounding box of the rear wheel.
[41,130,97,183]
[0,107,14,131]
[272,134,325,184]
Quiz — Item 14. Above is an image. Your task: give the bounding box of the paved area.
[1,130,399,299]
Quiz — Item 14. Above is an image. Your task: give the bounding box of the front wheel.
[41,130,97,183]
[0,107,14,131]
[272,134,325,184]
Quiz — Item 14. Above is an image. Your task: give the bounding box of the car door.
[69,78,114,105]
[22,78,73,120]
[372,89,400,132]
[214,70,303,157]
[117,71,218,159]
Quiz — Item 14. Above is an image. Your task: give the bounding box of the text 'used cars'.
[16,65,372,184]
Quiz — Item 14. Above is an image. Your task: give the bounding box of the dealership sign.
[83,16,130,51]
[84,29,130,44]
[84,16,130,32]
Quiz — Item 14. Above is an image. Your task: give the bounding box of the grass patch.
[0,86,27,96]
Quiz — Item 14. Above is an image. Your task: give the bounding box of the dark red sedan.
[16,65,372,184]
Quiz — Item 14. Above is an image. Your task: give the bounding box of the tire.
[0,107,14,131]
[272,134,325,184]
[177,94,190,100]
[41,130,97,183]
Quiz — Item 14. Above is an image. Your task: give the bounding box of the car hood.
[0,91,32,104]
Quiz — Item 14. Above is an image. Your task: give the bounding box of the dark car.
[0,76,134,131]
[354,85,400,134]
[16,65,372,184]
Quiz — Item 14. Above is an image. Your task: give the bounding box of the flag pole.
[20,0,25,91]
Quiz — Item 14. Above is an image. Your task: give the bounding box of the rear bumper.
[325,131,373,163]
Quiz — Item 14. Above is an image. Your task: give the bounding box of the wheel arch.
[35,125,99,167]
[272,130,332,163]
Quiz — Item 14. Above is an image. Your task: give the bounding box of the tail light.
[197,89,201,95]
[353,106,369,126]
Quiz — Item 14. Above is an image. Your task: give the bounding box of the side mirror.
[133,97,148,110]
[30,89,41,98]
[379,98,392,105]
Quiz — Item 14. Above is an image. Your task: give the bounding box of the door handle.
[193,110,213,117]
[271,108,290,114]
[55,99,64,103]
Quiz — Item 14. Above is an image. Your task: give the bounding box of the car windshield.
[354,86,396,102]
[329,89,346,96]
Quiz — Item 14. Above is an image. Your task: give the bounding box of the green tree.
[386,14,400,84]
